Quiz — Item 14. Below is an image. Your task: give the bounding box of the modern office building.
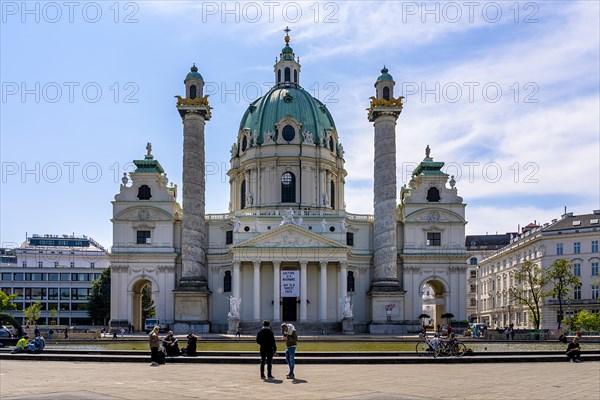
[0,234,109,326]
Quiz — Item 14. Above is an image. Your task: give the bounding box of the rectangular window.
[573,263,581,277]
[37,261,43,268]
[574,242,581,254]
[470,298,476,307]
[556,243,563,255]
[31,273,44,281]
[573,285,581,300]
[54,261,59,267]
[71,288,90,300]
[592,285,599,300]
[59,302,70,311]
[592,262,599,276]
[72,303,89,311]
[31,288,45,300]
[137,230,151,244]
[225,230,233,245]
[25,288,32,300]
[470,284,476,293]
[14,288,23,299]
[79,273,90,281]
[1,273,12,281]
[60,288,70,300]
[22,261,27,267]
[427,232,441,246]
[71,273,79,281]
[593,241,599,253]
[14,273,24,281]
[90,262,95,268]
[346,232,354,246]
[470,271,477,278]
[48,288,59,300]
[48,273,59,281]
[70,261,75,268]
[60,273,70,281]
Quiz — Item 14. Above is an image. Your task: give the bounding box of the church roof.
[184,64,203,82]
[412,159,445,176]
[376,66,393,82]
[239,86,336,144]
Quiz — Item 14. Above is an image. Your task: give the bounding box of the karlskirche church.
[109,30,468,334]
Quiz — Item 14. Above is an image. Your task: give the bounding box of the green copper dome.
[376,66,393,82]
[239,86,335,144]
[185,64,204,82]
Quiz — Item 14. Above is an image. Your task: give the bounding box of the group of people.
[11,333,45,354]
[255,320,298,380]
[148,327,199,366]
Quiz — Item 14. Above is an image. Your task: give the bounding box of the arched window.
[284,67,291,82]
[383,86,390,100]
[241,180,246,209]
[277,69,281,84]
[329,137,334,151]
[137,185,151,200]
[330,180,335,208]
[190,85,197,99]
[469,257,478,265]
[224,271,232,293]
[294,69,297,84]
[241,136,247,151]
[347,271,355,292]
[426,187,440,202]
[281,172,296,203]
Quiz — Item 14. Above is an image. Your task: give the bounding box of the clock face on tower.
[428,211,440,222]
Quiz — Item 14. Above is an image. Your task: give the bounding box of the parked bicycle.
[415,333,441,357]
[434,334,467,357]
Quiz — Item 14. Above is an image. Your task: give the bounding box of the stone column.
[300,261,308,322]
[273,261,281,322]
[319,261,328,321]
[339,262,347,319]
[181,111,208,287]
[253,261,261,321]
[233,261,241,299]
[372,113,399,287]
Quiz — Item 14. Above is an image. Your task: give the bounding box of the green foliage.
[142,284,155,320]
[545,258,581,329]
[570,310,600,332]
[0,292,17,312]
[88,268,111,325]
[23,302,42,326]
[509,260,547,329]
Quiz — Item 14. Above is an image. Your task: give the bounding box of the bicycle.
[434,336,467,357]
[415,333,438,357]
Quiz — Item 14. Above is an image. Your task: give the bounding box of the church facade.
[109,31,468,334]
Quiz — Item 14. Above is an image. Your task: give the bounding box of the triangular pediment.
[233,223,349,250]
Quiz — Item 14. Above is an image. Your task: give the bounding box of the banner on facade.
[281,270,299,297]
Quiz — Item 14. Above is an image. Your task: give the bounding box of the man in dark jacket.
[256,320,277,379]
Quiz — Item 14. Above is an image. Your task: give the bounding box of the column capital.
[233,260,241,268]
[253,260,261,268]
[320,260,328,268]
[300,261,308,268]
[273,260,281,268]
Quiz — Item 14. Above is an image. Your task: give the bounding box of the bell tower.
[274,26,301,87]
[173,64,212,333]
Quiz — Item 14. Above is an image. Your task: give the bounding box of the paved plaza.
[1,360,599,399]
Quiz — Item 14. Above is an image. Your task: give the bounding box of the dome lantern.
[274,26,301,87]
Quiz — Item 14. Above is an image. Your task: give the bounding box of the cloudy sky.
[1,0,599,248]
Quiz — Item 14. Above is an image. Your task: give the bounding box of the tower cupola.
[274,26,301,87]
[184,64,204,99]
[374,66,395,100]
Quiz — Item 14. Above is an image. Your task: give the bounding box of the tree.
[0,292,17,312]
[23,302,42,326]
[49,308,58,325]
[569,310,600,332]
[545,258,581,330]
[142,284,155,321]
[509,260,547,329]
[88,268,111,326]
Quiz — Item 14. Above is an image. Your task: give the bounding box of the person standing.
[149,326,161,366]
[256,320,277,379]
[63,327,68,340]
[281,323,298,380]
[48,328,54,340]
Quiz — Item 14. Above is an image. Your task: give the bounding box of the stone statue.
[162,173,168,187]
[245,191,253,206]
[318,130,325,145]
[425,145,431,158]
[146,142,153,158]
[228,297,241,319]
[295,215,303,226]
[322,192,329,206]
[230,143,238,158]
[281,208,295,225]
[232,218,241,232]
[338,142,345,157]
[342,296,353,319]
[302,130,314,145]
[321,219,327,233]
[252,130,259,146]
[253,218,260,233]
[340,219,348,233]
[263,130,275,144]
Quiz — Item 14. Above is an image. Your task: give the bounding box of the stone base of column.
[227,318,240,334]
[173,289,210,333]
[342,318,355,335]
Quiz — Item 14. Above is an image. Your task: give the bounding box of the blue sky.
[1,1,599,248]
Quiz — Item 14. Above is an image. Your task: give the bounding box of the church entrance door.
[282,297,297,321]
